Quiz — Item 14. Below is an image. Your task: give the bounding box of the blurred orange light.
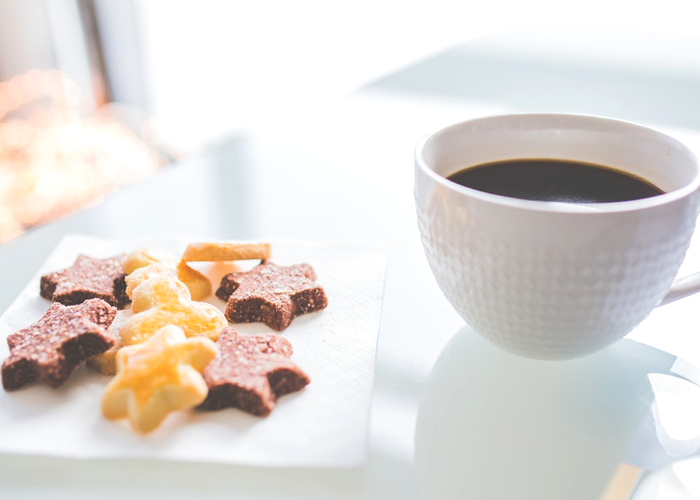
[0,69,165,244]
[0,81,24,111]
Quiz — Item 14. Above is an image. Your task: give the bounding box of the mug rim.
[415,113,700,214]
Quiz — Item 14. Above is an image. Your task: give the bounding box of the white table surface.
[2,32,700,499]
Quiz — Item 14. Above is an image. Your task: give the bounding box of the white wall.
[0,0,55,79]
[130,0,700,148]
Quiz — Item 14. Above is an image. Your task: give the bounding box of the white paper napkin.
[0,234,386,467]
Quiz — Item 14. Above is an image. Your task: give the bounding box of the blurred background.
[0,0,699,244]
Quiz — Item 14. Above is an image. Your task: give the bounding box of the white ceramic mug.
[415,114,700,359]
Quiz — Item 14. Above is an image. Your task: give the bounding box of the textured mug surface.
[415,114,700,359]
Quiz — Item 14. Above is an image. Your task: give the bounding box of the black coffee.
[446,159,664,203]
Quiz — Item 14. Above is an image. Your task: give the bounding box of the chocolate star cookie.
[215,261,328,331]
[2,298,117,390]
[40,254,130,309]
[198,327,310,416]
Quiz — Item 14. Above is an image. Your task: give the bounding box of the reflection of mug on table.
[415,114,700,359]
[413,328,675,500]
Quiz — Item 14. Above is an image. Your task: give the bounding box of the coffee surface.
[446,159,664,203]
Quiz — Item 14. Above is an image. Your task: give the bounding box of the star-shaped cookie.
[215,261,328,331]
[198,327,310,416]
[101,325,218,433]
[40,254,130,309]
[2,298,117,390]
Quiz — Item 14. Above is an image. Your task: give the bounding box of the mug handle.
[661,273,700,305]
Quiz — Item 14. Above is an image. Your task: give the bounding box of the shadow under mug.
[415,113,700,359]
